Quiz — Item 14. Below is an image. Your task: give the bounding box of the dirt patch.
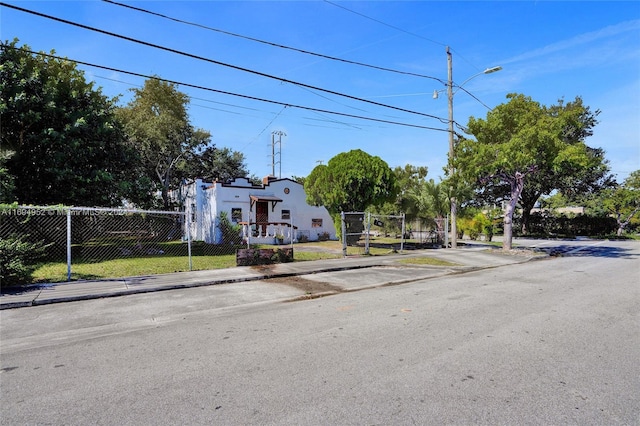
[265,275,344,299]
[489,247,546,257]
[250,264,276,274]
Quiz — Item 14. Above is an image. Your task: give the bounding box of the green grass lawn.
[32,255,237,283]
[397,257,460,267]
[31,239,419,283]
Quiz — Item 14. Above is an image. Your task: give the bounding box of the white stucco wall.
[183,177,336,244]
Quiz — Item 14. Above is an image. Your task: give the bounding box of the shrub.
[217,211,243,245]
[0,235,52,288]
[318,232,331,242]
[516,212,617,237]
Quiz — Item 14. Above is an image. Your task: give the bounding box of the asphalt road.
[1,240,639,425]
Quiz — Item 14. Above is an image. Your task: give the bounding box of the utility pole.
[434,48,501,248]
[269,131,285,178]
[447,46,457,249]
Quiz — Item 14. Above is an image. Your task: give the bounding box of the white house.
[181,176,336,244]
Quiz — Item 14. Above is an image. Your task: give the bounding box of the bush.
[217,211,243,245]
[0,235,52,288]
[318,232,331,242]
[458,212,494,241]
[517,212,617,237]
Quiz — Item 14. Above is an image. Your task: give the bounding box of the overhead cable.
[2,45,448,133]
[0,2,444,122]
[102,0,445,84]
[324,0,484,73]
[323,0,446,47]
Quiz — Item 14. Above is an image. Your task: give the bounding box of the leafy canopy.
[304,149,397,214]
[457,94,611,234]
[116,78,249,209]
[454,93,609,248]
[589,170,640,236]
[1,39,138,206]
[456,93,559,181]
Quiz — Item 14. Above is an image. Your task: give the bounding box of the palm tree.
[410,179,449,244]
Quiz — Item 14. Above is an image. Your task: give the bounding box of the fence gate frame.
[341,211,405,257]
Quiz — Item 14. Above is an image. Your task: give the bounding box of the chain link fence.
[0,205,249,284]
[406,217,447,247]
[1,205,447,284]
[341,212,406,256]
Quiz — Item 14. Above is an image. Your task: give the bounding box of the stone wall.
[236,248,294,266]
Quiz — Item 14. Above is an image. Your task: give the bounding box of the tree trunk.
[519,190,540,235]
[615,207,640,237]
[520,205,531,235]
[503,199,515,250]
[503,172,526,251]
[157,163,172,210]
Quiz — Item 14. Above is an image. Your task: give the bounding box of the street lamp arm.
[453,66,502,95]
[443,45,502,249]
[432,66,501,100]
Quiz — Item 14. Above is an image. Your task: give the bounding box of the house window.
[311,218,323,228]
[191,203,196,223]
[231,208,242,223]
[281,209,291,220]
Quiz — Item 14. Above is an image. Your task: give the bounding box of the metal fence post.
[186,211,192,271]
[401,213,406,252]
[290,216,294,248]
[445,214,450,248]
[246,210,251,248]
[341,211,347,257]
[365,212,371,255]
[66,208,72,281]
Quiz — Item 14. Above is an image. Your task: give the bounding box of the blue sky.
[2,1,639,184]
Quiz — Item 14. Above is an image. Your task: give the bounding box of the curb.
[0,264,381,310]
[1,250,546,310]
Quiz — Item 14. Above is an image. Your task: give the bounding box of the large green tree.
[305,149,397,237]
[116,78,249,209]
[116,78,208,209]
[587,170,640,236]
[409,178,448,243]
[472,97,613,233]
[372,164,428,219]
[455,93,609,250]
[185,146,250,184]
[1,40,139,206]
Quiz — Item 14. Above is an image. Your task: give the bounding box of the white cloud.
[501,20,640,66]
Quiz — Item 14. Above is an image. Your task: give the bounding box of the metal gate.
[341,212,405,256]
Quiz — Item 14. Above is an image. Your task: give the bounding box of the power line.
[323,0,447,47]
[93,74,270,115]
[240,106,288,152]
[324,0,484,73]
[2,45,448,133]
[456,86,494,111]
[102,0,446,84]
[95,74,369,131]
[1,2,445,122]
[102,75,365,144]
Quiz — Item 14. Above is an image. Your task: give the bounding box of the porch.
[240,221,298,245]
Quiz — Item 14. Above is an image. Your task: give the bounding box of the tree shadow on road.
[539,244,638,259]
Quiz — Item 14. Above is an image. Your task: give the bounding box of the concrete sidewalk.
[0,245,542,310]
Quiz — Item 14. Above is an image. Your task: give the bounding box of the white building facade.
[182,176,336,244]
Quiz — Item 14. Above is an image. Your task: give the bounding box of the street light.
[434,46,502,249]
